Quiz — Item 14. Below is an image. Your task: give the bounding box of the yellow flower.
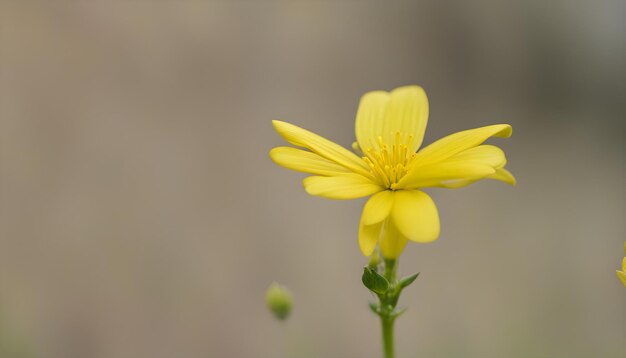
[270,85,515,259]
[617,242,626,287]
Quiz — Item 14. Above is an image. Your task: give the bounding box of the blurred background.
[1,1,624,357]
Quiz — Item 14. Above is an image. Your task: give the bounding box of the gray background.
[1,1,624,357]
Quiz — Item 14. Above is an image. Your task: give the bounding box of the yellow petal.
[414,124,512,166]
[272,120,372,177]
[434,167,516,189]
[444,145,507,168]
[270,147,352,176]
[383,86,429,152]
[303,174,383,200]
[406,145,512,189]
[432,178,476,189]
[378,219,409,259]
[355,91,390,152]
[358,219,382,257]
[357,191,395,256]
[622,257,626,271]
[617,270,626,287]
[361,190,394,225]
[398,162,496,189]
[391,190,440,243]
[355,86,429,153]
[487,167,516,185]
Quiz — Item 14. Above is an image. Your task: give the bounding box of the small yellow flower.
[270,86,515,259]
[617,242,626,287]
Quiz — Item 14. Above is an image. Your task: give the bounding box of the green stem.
[380,259,398,358]
[383,259,397,282]
[381,315,395,358]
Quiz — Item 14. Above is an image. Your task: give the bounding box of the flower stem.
[381,315,395,358]
[383,259,397,282]
[380,259,398,358]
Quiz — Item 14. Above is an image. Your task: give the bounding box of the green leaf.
[362,267,389,294]
[399,272,420,289]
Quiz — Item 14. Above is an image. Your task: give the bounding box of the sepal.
[391,307,408,318]
[399,272,420,289]
[362,267,389,294]
[368,302,381,314]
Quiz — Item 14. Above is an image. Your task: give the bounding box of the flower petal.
[355,91,390,152]
[487,167,516,185]
[361,190,394,225]
[378,219,409,259]
[383,86,429,152]
[443,145,507,168]
[391,190,440,243]
[406,146,513,189]
[617,270,626,287]
[433,179,476,189]
[272,120,372,177]
[355,86,429,153]
[398,162,496,189]
[269,147,351,176]
[414,124,512,166]
[435,167,517,189]
[358,220,382,257]
[303,174,384,200]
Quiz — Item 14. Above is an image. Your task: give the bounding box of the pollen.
[362,132,417,189]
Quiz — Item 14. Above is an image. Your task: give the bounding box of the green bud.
[362,267,389,294]
[265,282,293,321]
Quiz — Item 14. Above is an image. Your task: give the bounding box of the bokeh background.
[1,1,624,358]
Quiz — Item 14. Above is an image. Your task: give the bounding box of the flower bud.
[265,282,293,320]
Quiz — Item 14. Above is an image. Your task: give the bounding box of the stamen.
[361,132,417,190]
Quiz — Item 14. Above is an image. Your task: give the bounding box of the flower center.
[361,132,417,190]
